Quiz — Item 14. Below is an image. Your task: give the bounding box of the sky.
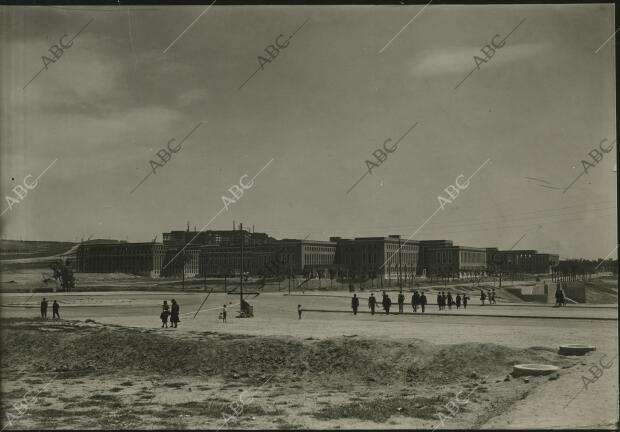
[0,3,616,260]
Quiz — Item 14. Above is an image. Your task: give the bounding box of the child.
[160,300,170,328]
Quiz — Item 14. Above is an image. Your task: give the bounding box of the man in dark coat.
[441,292,447,310]
[397,292,405,313]
[447,292,453,310]
[170,299,180,328]
[384,294,392,315]
[368,293,376,315]
[463,294,468,309]
[436,292,442,310]
[455,293,461,309]
[40,298,48,319]
[412,291,419,313]
[420,292,427,313]
[52,300,60,320]
[351,294,359,315]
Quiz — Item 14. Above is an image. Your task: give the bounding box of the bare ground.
[0,318,587,430]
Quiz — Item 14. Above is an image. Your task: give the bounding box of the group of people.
[159,299,180,328]
[436,292,469,310]
[352,291,430,315]
[479,289,497,305]
[40,298,60,319]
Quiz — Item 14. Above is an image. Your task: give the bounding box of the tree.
[50,260,75,292]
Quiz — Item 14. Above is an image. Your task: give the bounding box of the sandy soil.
[3,317,608,430]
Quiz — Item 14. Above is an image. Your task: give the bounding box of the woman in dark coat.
[170,299,180,328]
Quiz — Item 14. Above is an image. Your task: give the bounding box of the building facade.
[332,235,419,281]
[199,239,337,277]
[423,245,487,278]
[76,242,165,277]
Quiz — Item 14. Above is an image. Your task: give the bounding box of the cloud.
[411,42,552,77]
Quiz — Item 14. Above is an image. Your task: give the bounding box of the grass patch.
[313,395,449,422]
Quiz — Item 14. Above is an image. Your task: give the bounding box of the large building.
[417,240,453,276]
[76,242,165,277]
[199,239,337,278]
[422,243,487,278]
[495,250,559,274]
[331,235,419,281]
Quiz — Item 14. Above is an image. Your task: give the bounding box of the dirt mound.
[406,343,562,384]
[1,319,571,385]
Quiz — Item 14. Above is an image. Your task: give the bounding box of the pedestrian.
[436,292,442,310]
[297,304,302,319]
[554,284,561,307]
[52,300,60,320]
[222,304,227,322]
[352,294,359,315]
[420,292,427,313]
[480,289,486,305]
[368,293,376,315]
[447,292,454,310]
[559,289,566,307]
[491,289,497,305]
[412,291,419,313]
[384,294,392,315]
[455,293,461,309]
[463,294,468,309]
[487,290,492,305]
[441,292,447,310]
[40,298,48,319]
[160,300,170,328]
[170,299,180,328]
[397,292,405,313]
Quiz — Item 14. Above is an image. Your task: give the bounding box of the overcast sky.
[0,4,616,260]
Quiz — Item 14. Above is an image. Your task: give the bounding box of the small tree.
[50,260,75,292]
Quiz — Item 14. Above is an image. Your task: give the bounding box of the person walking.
[52,300,60,320]
[447,292,453,310]
[384,294,392,315]
[455,293,461,309]
[463,294,469,309]
[160,300,170,328]
[222,304,228,322]
[480,289,486,305]
[420,292,427,313]
[368,293,376,315]
[397,292,405,314]
[297,304,302,319]
[351,294,359,315]
[412,291,419,313]
[170,299,180,328]
[491,289,497,305]
[40,298,48,319]
[436,292,442,311]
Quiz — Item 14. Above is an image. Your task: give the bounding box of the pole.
[240,223,244,309]
[398,237,402,293]
[182,251,185,291]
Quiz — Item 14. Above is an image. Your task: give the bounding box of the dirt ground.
[0,288,618,430]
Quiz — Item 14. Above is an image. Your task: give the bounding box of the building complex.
[74,225,560,280]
